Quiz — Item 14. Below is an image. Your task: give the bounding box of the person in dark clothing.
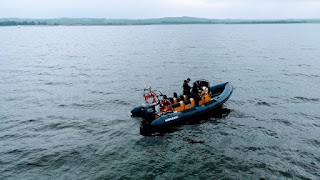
[173,92,178,98]
[182,78,191,97]
[192,81,201,106]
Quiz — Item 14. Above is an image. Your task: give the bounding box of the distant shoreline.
[1,17,319,26]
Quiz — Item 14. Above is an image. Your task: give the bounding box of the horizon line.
[1,16,320,20]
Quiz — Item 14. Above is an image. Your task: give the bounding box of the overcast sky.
[1,0,320,19]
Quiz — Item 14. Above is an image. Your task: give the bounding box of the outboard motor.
[142,107,156,123]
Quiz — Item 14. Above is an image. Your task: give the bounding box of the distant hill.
[1,16,320,26]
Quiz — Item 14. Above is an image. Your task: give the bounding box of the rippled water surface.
[1,24,320,179]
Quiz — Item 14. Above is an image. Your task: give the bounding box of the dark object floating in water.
[131,80,233,135]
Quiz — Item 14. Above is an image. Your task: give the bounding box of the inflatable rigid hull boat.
[131,81,233,128]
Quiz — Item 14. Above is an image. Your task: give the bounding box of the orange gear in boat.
[145,93,157,104]
[160,99,171,112]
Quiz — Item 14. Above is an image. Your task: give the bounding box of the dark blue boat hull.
[151,82,233,127]
[132,82,233,128]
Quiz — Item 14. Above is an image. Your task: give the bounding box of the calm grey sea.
[0,24,320,179]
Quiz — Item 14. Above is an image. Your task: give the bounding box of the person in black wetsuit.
[182,78,191,97]
[192,81,201,106]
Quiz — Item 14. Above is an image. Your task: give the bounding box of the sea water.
[0,24,320,179]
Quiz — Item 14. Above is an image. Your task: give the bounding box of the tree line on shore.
[0,21,48,26]
[0,17,319,26]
